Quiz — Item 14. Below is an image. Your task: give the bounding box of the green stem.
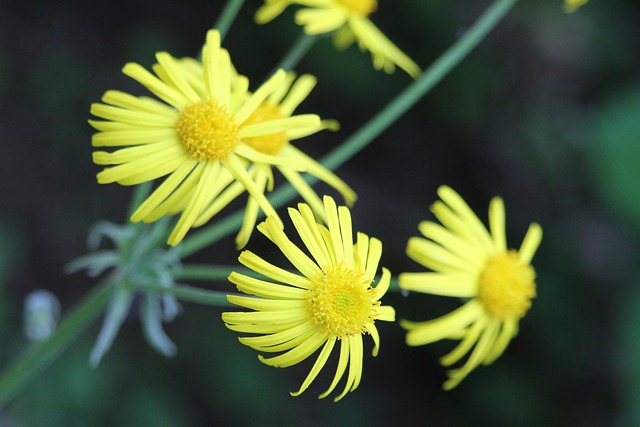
[127,181,151,219]
[214,0,246,41]
[176,264,253,281]
[135,283,235,306]
[0,280,114,406]
[270,33,319,75]
[180,0,519,257]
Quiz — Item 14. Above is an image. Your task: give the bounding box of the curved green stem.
[215,0,246,41]
[271,33,320,75]
[0,279,114,406]
[135,283,235,306]
[180,0,519,258]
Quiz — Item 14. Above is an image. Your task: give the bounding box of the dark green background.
[1,0,639,425]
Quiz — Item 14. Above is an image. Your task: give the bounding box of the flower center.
[307,263,379,338]
[176,98,240,161]
[241,101,288,155]
[338,0,378,16]
[478,251,536,322]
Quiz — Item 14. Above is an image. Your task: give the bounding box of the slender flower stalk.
[399,186,542,390]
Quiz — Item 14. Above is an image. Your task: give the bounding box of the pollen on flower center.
[176,98,240,161]
[241,101,288,155]
[307,263,379,338]
[478,250,536,322]
[338,0,378,16]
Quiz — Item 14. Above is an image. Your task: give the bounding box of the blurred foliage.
[1,0,640,426]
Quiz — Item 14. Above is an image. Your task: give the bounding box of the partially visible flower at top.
[90,29,327,246]
[563,0,588,13]
[223,196,395,401]
[399,186,542,390]
[194,72,356,248]
[255,0,421,78]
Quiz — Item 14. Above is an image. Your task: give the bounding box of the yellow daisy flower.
[90,30,325,246]
[399,186,542,390]
[255,0,420,78]
[563,0,588,13]
[222,196,395,401]
[192,72,357,249]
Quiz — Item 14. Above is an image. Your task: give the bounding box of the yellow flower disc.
[338,0,378,16]
[242,102,288,155]
[478,251,536,322]
[176,98,240,161]
[307,263,379,338]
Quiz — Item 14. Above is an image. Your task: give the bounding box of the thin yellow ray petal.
[154,52,201,103]
[141,162,204,222]
[229,272,307,300]
[278,168,325,221]
[223,308,309,326]
[402,300,483,346]
[295,7,347,34]
[443,317,499,390]
[288,206,330,268]
[100,90,177,116]
[92,129,178,147]
[323,196,344,262]
[518,223,542,264]
[258,331,326,367]
[319,337,350,399]
[238,251,311,289]
[238,114,321,138]
[95,145,187,184]
[349,334,364,392]
[338,205,354,268]
[406,237,478,275]
[234,144,306,170]
[217,48,232,107]
[483,318,516,365]
[364,237,382,283]
[348,16,421,78]
[373,267,391,301]
[489,197,507,252]
[194,180,246,227]
[224,155,282,226]
[333,335,360,401]
[240,322,316,352]
[227,294,305,311]
[268,71,296,105]
[235,174,267,249]
[368,323,380,356]
[130,159,198,222]
[202,30,221,100]
[354,232,369,272]
[230,75,249,114]
[92,139,176,165]
[439,315,486,367]
[418,221,486,270]
[284,146,357,206]
[90,104,175,127]
[223,319,304,335]
[279,74,316,116]
[398,271,477,298]
[122,62,189,109]
[437,186,495,252]
[376,305,395,322]
[291,337,336,397]
[234,70,286,125]
[261,216,322,279]
[168,161,221,245]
